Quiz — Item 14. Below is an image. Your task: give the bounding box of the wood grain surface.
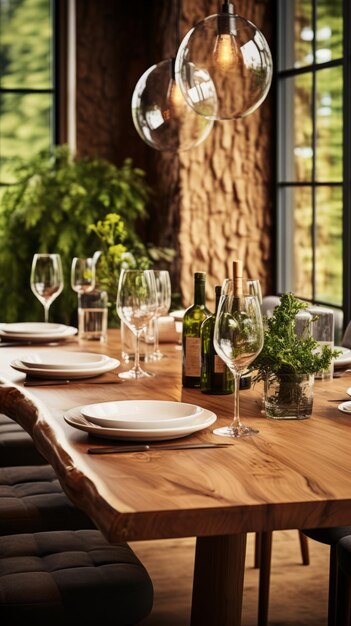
[1,331,350,542]
[1,330,351,626]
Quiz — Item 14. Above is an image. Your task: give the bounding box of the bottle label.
[185,337,201,376]
[214,355,225,374]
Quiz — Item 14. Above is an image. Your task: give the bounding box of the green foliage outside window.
[0,0,53,183]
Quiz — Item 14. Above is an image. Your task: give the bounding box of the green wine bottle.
[200,285,234,394]
[182,272,212,388]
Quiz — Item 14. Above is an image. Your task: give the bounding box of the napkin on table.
[143,316,181,344]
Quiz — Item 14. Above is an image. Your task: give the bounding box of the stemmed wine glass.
[71,257,96,294]
[30,253,64,323]
[213,278,264,438]
[116,269,157,379]
[152,270,171,360]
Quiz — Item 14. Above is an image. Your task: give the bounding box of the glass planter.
[264,374,314,420]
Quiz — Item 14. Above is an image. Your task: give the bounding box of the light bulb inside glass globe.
[175,4,273,121]
[131,58,214,152]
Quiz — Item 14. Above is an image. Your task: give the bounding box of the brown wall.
[75,0,274,309]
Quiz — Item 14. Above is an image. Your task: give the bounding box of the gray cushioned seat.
[0,464,95,535]
[0,414,46,466]
[335,536,351,626]
[302,527,351,626]
[303,527,351,545]
[0,529,153,625]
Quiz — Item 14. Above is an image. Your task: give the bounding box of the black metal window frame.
[275,0,351,328]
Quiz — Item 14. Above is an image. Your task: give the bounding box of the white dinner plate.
[338,401,351,414]
[64,406,217,441]
[334,346,351,369]
[80,400,204,429]
[10,357,120,379]
[0,325,78,342]
[20,351,110,370]
[1,322,63,334]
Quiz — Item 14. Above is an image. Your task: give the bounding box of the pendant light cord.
[175,0,181,51]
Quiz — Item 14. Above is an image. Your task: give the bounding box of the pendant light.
[131,2,214,152]
[174,2,273,121]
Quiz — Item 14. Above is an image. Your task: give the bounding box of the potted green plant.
[0,145,169,324]
[252,293,340,419]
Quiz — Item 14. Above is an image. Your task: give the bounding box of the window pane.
[0,92,52,183]
[316,66,343,182]
[279,0,313,71]
[278,186,313,299]
[292,186,313,299]
[0,0,53,90]
[316,0,343,64]
[315,186,342,305]
[278,74,313,182]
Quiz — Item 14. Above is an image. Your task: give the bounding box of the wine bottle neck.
[194,280,206,305]
[214,286,222,314]
[233,260,243,296]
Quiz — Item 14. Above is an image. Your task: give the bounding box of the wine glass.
[152,270,172,360]
[213,278,264,438]
[30,253,64,323]
[71,257,96,294]
[116,269,157,379]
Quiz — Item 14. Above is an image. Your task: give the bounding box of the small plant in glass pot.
[251,293,340,419]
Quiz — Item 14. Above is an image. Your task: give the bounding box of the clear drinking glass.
[116,269,157,379]
[152,270,172,360]
[213,278,264,437]
[71,257,96,294]
[30,253,64,323]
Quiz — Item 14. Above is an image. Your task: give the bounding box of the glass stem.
[154,317,160,354]
[44,304,50,323]
[230,372,242,430]
[134,331,141,375]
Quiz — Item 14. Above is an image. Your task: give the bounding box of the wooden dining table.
[1,329,351,626]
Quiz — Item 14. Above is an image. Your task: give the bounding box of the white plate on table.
[64,406,217,441]
[338,401,351,414]
[10,357,120,379]
[0,325,78,342]
[80,400,204,429]
[20,351,110,370]
[334,346,351,368]
[1,322,63,334]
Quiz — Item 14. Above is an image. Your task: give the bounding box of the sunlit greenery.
[0,0,53,183]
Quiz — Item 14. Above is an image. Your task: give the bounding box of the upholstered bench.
[0,414,46,466]
[0,464,96,535]
[0,529,154,625]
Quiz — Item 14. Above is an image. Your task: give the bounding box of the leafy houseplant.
[252,293,339,419]
[0,145,160,324]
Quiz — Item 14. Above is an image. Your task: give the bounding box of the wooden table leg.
[191,533,247,626]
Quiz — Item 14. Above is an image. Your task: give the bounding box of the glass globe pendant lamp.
[174,1,273,121]
[131,58,214,152]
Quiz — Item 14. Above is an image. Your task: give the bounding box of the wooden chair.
[256,531,309,626]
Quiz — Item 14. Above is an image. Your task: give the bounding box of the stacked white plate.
[64,400,217,441]
[334,346,351,369]
[10,351,120,379]
[0,322,78,343]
